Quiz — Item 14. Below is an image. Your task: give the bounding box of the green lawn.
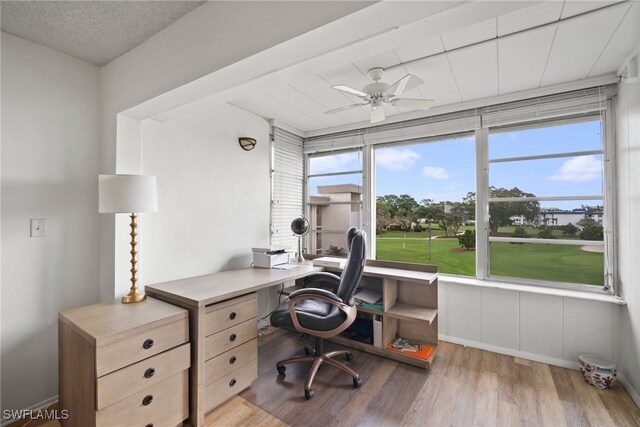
[376,236,603,286]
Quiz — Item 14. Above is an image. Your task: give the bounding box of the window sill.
[438,274,626,305]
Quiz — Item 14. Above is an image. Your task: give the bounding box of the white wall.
[139,104,271,285]
[438,280,618,369]
[97,1,373,300]
[1,33,101,411]
[615,41,640,401]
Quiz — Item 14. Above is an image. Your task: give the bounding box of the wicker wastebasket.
[579,354,617,389]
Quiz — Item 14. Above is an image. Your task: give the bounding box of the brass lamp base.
[122,290,147,304]
[121,212,147,304]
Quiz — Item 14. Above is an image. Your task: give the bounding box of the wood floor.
[10,329,640,426]
[223,328,640,427]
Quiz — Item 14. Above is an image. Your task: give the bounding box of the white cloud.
[422,166,450,180]
[551,156,601,182]
[310,152,360,174]
[376,148,420,171]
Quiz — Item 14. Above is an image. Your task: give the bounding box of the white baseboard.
[1,395,58,427]
[619,374,640,408]
[439,334,580,370]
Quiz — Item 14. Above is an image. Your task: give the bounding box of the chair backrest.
[336,228,366,306]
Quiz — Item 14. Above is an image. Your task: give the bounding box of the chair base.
[276,337,361,399]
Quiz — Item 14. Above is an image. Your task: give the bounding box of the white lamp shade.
[99,174,158,213]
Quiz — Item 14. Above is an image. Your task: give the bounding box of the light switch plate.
[30,218,46,237]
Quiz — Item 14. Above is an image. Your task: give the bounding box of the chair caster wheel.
[277,365,286,376]
[353,377,362,388]
[305,389,314,400]
[345,352,354,361]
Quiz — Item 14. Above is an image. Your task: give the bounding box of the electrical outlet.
[30,218,46,237]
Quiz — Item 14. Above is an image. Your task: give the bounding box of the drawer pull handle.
[229,356,237,364]
[144,368,155,378]
[142,395,153,406]
[229,379,237,387]
[229,333,237,342]
[229,312,237,320]
[145,424,153,427]
[143,339,154,350]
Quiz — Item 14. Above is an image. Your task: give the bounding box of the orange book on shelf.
[386,337,434,360]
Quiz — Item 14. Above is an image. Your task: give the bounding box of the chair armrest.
[289,287,343,303]
[287,288,357,337]
[302,272,341,292]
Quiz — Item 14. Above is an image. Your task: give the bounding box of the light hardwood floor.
[10,329,640,426]
[235,328,640,427]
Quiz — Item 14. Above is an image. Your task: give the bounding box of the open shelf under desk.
[328,335,434,368]
[385,303,438,324]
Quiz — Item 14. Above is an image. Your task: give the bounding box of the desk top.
[146,263,322,307]
[146,260,437,308]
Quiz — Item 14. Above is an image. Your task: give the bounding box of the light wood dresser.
[58,297,190,427]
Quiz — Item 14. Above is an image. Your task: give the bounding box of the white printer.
[252,246,291,268]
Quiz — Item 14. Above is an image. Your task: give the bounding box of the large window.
[307,149,363,255]
[300,88,613,291]
[487,119,605,286]
[375,137,476,276]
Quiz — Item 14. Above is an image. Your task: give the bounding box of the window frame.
[300,91,615,294]
[481,113,611,291]
[305,148,366,256]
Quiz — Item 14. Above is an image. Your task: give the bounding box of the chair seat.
[270,298,347,332]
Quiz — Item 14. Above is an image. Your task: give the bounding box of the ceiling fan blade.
[331,84,368,98]
[370,106,385,123]
[386,74,424,97]
[324,103,368,114]
[392,98,435,110]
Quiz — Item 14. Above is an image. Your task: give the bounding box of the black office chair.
[270,228,366,399]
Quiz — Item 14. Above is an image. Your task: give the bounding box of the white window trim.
[302,87,616,294]
[484,114,610,290]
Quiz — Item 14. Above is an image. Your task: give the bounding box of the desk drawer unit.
[58,298,190,427]
[205,359,258,413]
[203,293,258,411]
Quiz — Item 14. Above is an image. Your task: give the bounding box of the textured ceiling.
[1,1,206,66]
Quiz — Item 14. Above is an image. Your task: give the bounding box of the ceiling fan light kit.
[326,67,435,124]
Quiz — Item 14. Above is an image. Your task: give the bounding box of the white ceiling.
[1,1,206,66]
[228,0,639,134]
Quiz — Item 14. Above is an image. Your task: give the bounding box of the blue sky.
[309,120,603,210]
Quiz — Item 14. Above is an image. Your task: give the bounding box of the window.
[307,149,363,256]
[486,119,606,287]
[375,137,476,276]
[300,87,613,292]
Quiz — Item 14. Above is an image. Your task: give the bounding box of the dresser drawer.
[205,339,257,385]
[205,359,257,412]
[96,370,188,427]
[96,343,190,410]
[96,317,188,377]
[205,318,256,360]
[205,294,257,336]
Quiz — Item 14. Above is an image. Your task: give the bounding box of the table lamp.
[99,174,158,303]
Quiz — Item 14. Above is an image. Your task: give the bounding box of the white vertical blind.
[271,127,304,250]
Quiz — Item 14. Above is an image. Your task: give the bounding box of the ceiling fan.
[325,67,435,124]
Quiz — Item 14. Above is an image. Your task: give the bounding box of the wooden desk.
[146,260,437,427]
[146,264,320,427]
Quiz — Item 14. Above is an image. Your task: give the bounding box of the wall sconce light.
[238,137,257,151]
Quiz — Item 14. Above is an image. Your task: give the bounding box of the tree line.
[376,188,604,239]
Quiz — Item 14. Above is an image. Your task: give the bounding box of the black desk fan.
[291,216,310,262]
